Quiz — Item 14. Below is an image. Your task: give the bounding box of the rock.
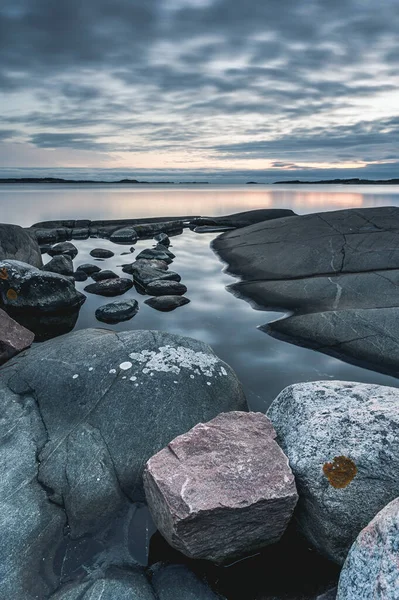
[43,255,74,277]
[50,567,156,599]
[194,226,236,233]
[192,209,296,228]
[0,223,43,268]
[267,381,399,564]
[136,249,174,264]
[154,233,170,246]
[73,270,88,282]
[90,248,114,259]
[129,264,181,290]
[0,259,85,313]
[145,296,190,311]
[91,270,119,282]
[144,411,297,564]
[71,227,89,240]
[77,263,102,275]
[48,241,78,259]
[110,227,138,245]
[155,244,175,258]
[0,307,34,364]
[122,259,169,274]
[336,497,399,600]
[145,281,187,296]
[133,221,184,238]
[84,278,134,297]
[95,299,139,323]
[150,563,223,600]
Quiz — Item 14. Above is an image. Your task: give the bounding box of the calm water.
[2,183,399,411]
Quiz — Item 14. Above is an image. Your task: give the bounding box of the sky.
[1,0,398,181]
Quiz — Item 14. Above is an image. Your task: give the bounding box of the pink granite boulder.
[143,411,298,564]
[0,308,34,365]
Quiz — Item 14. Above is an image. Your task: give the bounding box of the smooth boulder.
[91,269,119,282]
[136,248,174,264]
[76,263,102,275]
[337,497,399,599]
[145,295,190,312]
[43,255,74,277]
[84,278,133,297]
[0,223,43,268]
[128,263,181,289]
[267,381,399,564]
[110,227,138,245]
[95,299,139,323]
[90,248,114,259]
[154,232,170,246]
[0,307,34,365]
[145,281,187,296]
[48,241,78,259]
[144,411,297,564]
[150,563,223,600]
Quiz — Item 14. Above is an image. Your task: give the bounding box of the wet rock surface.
[91,269,119,282]
[84,277,134,296]
[95,299,139,323]
[267,381,399,564]
[144,411,297,564]
[110,227,138,244]
[0,223,43,267]
[129,263,181,289]
[337,497,399,600]
[90,248,114,258]
[0,307,34,364]
[146,280,187,296]
[76,263,102,275]
[43,254,74,276]
[150,563,224,600]
[137,248,174,264]
[154,232,170,246]
[48,241,78,259]
[145,295,190,311]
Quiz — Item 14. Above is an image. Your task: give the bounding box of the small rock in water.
[84,277,133,297]
[155,244,175,258]
[122,258,168,274]
[136,248,173,264]
[43,255,74,277]
[145,295,190,311]
[76,263,101,275]
[73,270,88,282]
[110,227,138,245]
[154,232,170,246]
[0,307,34,365]
[95,299,139,323]
[48,241,78,259]
[144,411,298,564]
[90,248,114,259]
[150,563,222,600]
[91,269,119,282]
[145,280,187,296]
[129,264,181,289]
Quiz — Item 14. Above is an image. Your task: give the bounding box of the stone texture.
[146,281,187,296]
[48,241,78,259]
[84,277,133,296]
[95,299,139,323]
[267,381,399,564]
[91,269,119,282]
[337,497,399,600]
[110,227,138,244]
[43,254,74,276]
[136,248,174,264]
[145,295,190,311]
[154,232,170,246]
[76,263,102,275]
[90,248,114,258]
[0,307,34,364]
[0,223,43,267]
[122,259,169,274]
[150,563,224,600]
[128,263,181,289]
[144,411,297,564]
[73,270,88,282]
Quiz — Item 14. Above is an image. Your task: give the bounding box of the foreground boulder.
[144,411,297,564]
[337,497,399,599]
[0,223,42,267]
[0,307,34,364]
[267,381,399,564]
[91,269,119,281]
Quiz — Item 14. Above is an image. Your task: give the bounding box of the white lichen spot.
[72,374,79,379]
[122,376,127,380]
[207,382,211,386]
[88,367,94,372]
[130,376,137,382]
[119,361,132,371]
[150,372,154,377]
[109,368,116,374]
[135,383,139,387]
[128,346,221,377]
[220,367,228,376]
[190,374,195,379]
[174,381,178,384]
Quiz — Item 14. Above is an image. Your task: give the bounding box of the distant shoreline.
[0,177,209,185]
[272,178,399,185]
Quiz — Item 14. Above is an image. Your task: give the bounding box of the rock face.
[213,207,399,378]
[337,497,399,600]
[144,411,297,564]
[0,223,43,267]
[150,563,223,600]
[267,381,399,564]
[48,241,78,259]
[43,255,74,276]
[95,299,139,323]
[90,248,114,258]
[145,295,190,312]
[146,281,187,296]
[110,227,138,245]
[0,329,246,597]
[0,307,34,364]
[84,277,133,296]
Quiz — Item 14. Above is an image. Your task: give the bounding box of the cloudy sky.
[1,0,398,180]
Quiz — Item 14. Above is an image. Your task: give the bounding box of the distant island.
[273,178,399,185]
[0,177,176,184]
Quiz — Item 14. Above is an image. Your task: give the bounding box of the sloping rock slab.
[144,411,297,564]
[267,381,399,564]
[0,307,34,364]
[337,497,399,600]
[43,255,74,277]
[48,241,78,259]
[192,209,296,228]
[0,223,43,267]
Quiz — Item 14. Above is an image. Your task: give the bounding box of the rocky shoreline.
[0,207,398,599]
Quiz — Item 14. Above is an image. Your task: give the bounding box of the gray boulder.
[150,563,224,600]
[267,381,399,564]
[76,263,102,275]
[84,277,133,297]
[122,259,169,274]
[91,269,119,282]
[128,263,181,289]
[133,220,184,238]
[110,227,138,245]
[136,248,173,264]
[48,241,78,259]
[144,411,297,564]
[43,255,74,277]
[0,223,43,267]
[145,295,190,311]
[95,299,139,323]
[337,497,399,600]
[73,270,88,282]
[154,232,170,246]
[90,248,114,258]
[0,307,34,365]
[145,281,187,296]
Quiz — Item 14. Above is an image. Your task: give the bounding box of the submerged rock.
[337,497,399,600]
[0,223,43,268]
[144,411,297,564]
[90,248,114,259]
[76,263,102,275]
[267,381,399,564]
[48,241,78,259]
[91,269,119,282]
[110,227,138,245]
[145,281,187,296]
[145,295,190,311]
[95,299,139,323]
[84,277,133,297]
[0,307,34,365]
[43,255,74,277]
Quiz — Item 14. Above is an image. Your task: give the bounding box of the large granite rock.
[0,223,43,267]
[144,411,297,564]
[150,563,224,600]
[267,381,399,564]
[336,497,399,600]
[0,307,34,364]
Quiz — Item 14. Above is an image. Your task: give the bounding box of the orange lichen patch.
[0,267,8,280]
[323,456,357,489]
[6,288,18,301]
